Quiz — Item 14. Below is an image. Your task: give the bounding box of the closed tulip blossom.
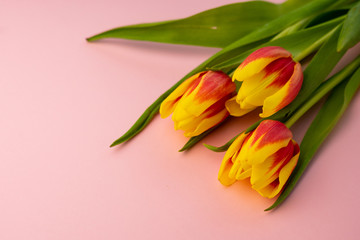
[226,46,303,118]
[160,70,236,137]
[218,120,300,198]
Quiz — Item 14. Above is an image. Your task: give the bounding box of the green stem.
[285,54,360,128]
[293,25,340,62]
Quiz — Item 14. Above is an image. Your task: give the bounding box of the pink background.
[1,0,360,239]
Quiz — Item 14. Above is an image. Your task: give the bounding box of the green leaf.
[209,16,344,70]
[337,1,360,51]
[87,0,314,48]
[203,0,344,62]
[266,64,360,211]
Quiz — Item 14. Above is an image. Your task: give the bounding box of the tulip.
[218,120,299,198]
[160,70,236,137]
[226,46,303,118]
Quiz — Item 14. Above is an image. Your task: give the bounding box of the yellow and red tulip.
[218,120,299,198]
[226,46,303,118]
[160,70,236,137]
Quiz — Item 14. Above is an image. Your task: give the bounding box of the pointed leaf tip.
[203,143,227,152]
[110,139,123,148]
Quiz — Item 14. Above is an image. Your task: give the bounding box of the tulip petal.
[172,106,201,130]
[218,158,237,186]
[260,62,303,118]
[160,72,204,118]
[229,134,252,179]
[218,133,248,186]
[247,120,292,165]
[254,141,299,198]
[225,96,256,117]
[239,73,282,108]
[181,71,235,117]
[172,105,214,136]
[233,46,292,82]
[276,141,299,191]
[174,92,232,137]
[188,109,228,137]
[236,71,266,98]
[241,58,296,107]
[250,140,294,190]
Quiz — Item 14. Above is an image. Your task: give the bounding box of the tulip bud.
[160,71,236,137]
[218,120,299,198]
[226,46,303,118]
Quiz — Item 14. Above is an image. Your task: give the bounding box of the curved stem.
[285,54,360,128]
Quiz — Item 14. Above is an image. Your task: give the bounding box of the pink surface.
[1,0,360,239]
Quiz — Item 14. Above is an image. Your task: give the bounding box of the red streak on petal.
[195,71,236,102]
[240,46,292,69]
[265,57,295,88]
[270,140,294,170]
[270,178,280,188]
[265,140,299,190]
[270,178,279,188]
[293,142,300,156]
[169,96,182,108]
[271,140,299,181]
[274,62,303,111]
[185,72,207,96]
[251,120,292,149]
[203,93,232,118]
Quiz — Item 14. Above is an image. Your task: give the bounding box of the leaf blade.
[87,0,316,48]
[337,1,360,51]
[210,16,345,70]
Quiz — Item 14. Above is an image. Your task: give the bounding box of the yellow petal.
[187,108,228,137]
[233,57,280,82]
[253,140,299,198]
[251,141,294,190]
[218,133,248,183]
[225,96,256,117]
[240,73,283,107]
[180,72,234,117]
[260,62,303,118]
[229,134,252,179]
[236,168,252,180]
[246,120,292,165]
[233,46,292,82]
[218,158,237,186]
[159,72,203,118]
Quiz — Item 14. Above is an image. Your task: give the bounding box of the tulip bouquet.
[87,0,360,210]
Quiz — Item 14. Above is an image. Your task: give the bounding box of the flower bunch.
[88,0,360,210]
